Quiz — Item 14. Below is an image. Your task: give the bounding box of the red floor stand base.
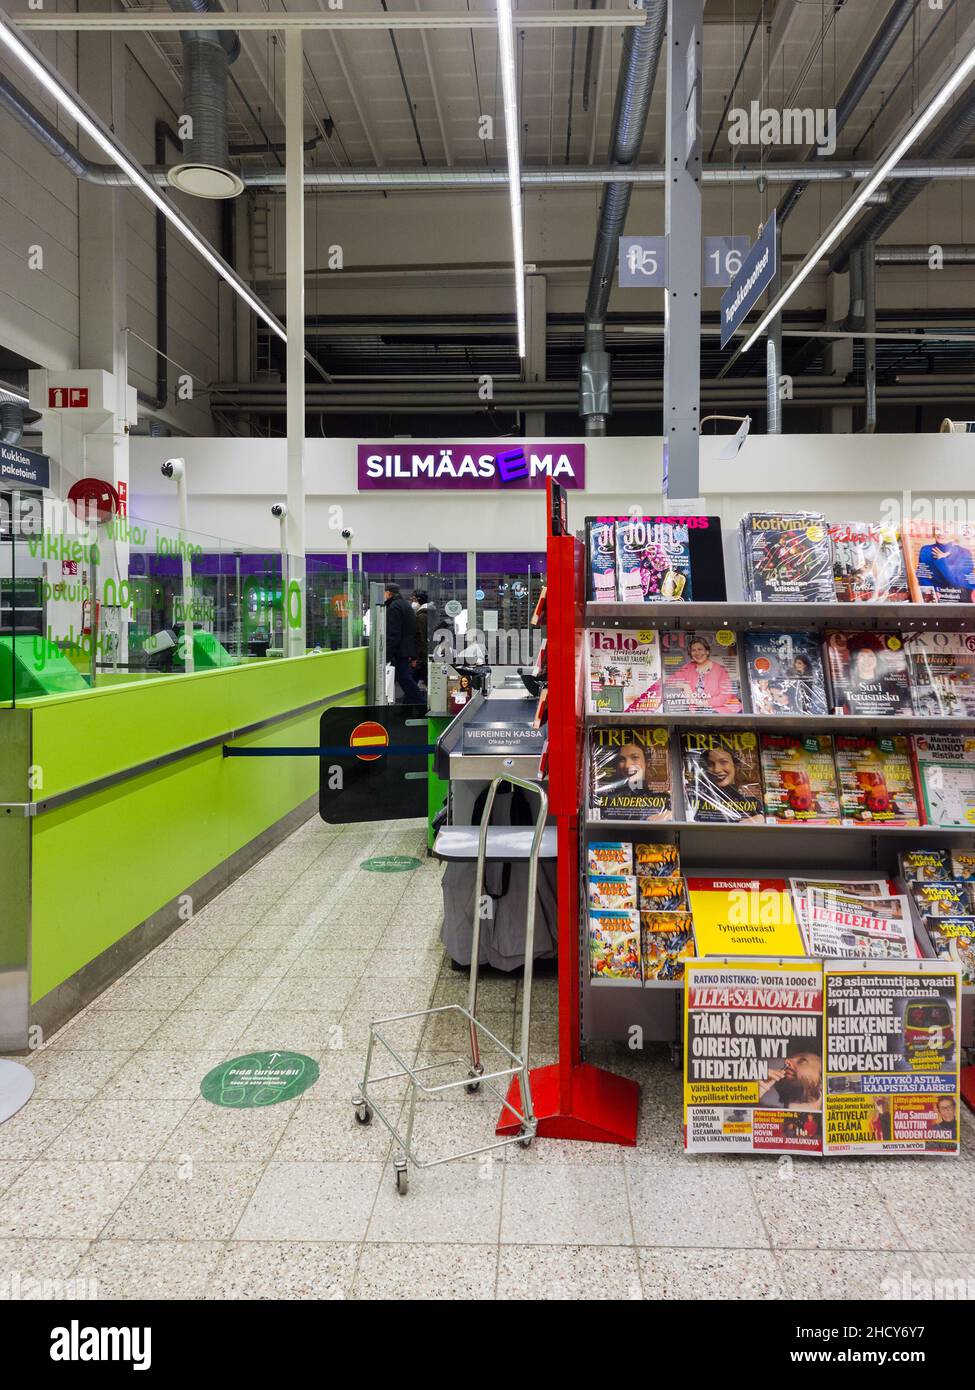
[962,1065,975,1115]
[497,1063,640,1146]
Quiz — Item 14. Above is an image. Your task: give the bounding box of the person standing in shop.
[384,584,425,706]
[411,589,432,692]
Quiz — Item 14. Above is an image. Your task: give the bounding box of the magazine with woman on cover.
[904,631,975,717]
[829,523,909,603]
[589,725,674,822]
[680,730,764,824]
[742,631,829,714]
[661,630,743,713]
[824,632,914,715]
[902,520,975,603]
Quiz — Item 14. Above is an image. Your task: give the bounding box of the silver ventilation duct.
[0,398,24,446]
[579,0,666,436]
[166,0,243,200]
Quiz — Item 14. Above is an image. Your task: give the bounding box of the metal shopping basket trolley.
[352,775,548,1194]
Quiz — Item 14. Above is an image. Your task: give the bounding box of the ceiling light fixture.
[497,0,526,358]
[740,44,975,354]
[0,7,287,344]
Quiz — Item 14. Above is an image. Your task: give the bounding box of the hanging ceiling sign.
[0,443,50,491]
[720,211,777,348]
[357,444,585,491]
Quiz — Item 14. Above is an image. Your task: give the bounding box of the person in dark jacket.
[384,585,425,705]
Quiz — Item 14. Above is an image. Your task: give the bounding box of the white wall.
[130,432,975,575]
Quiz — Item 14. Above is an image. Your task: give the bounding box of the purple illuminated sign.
[357,444,585,491]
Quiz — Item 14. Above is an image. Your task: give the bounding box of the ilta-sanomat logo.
[50,1321,151,1371]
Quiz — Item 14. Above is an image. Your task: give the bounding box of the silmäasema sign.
[357,443,585,491]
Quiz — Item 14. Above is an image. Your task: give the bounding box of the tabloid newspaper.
[823,964,961,1155]
[687,877,806,957]
[683,961,824,1155]
[798,888,918,961]
[661,630,744,714]
[911,732,975,828]
[829,522,909,603]
[741,630,829,714]
[587,627,663,714]
[589,725,673,822]
[904,631,975,717]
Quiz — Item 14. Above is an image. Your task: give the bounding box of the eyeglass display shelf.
[586,601,975,632]
[587,711,975,733]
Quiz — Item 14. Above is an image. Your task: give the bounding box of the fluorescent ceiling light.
[0,8,287,345]
[497,0,526,359]
[740,43,975,354]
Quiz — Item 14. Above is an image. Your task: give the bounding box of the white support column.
[285,28,306,658]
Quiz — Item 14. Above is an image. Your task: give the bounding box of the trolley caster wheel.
[393,1161,409,1196]
[517,1127,534,1149]
[354,1102,372,1125]
[466,1065,484,1095]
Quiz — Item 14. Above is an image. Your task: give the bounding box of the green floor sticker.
[201,1051,319,1107]
[360,855,422,872]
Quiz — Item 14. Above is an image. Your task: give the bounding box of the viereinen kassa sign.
[357,443,585,490]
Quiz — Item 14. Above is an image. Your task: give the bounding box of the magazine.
[587,875,638,911]
[686,877,806,956]
[739,511,835,603]
[637,876,687,911]
[587,517,618,601]
[589,725,673,822]
[634,842,680,877]
[680,730,763,824]
[834,735,920,827]
[951,851,975,880]
[615,516,691,602]
[684,961,824,1154]
[661,630,743,714]
[640,911,694,982]
[922,916,975,985]
[790,877,891,908]
[587,627,663,714]
[898,849,952,882]
[902,520,975,604]
[589,910,641,984]
[912,732,975,828]
[741,631,829,715]
[761,733,840,826]
[587,841,633,876]
[823,632,913,716]
[799,889,916,961]
[823,965,961,1156]
[829,523,909,603]
[904,631,975,717]
[911,881,974,917]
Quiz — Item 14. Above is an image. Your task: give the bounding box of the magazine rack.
[497,489,973,1115]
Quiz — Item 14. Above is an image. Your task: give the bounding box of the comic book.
[760,733,840,826]
[587,875,638,911]
[739,511,835,603]
[911,881,974,917]
[741,630,829,715]
[904,632,975,717]
[615,516,691,603]
[587,627,663,714]
[912,732,975,828]
[589,910,642,984]
[660,630,743,714]
[951,851,975,881]
[586,517,618,601]
[823,632,913,715]
[829,522,909,603]
[587,841,633,876]
[922,917,975,985]
[589,725,673,822]
[640,911,694,982]
[634,842,680,877]
[834,734,920,827]
[637,876,687,911]
[680,730,763,824]
[902,520,975,604]
[898,849,952,882]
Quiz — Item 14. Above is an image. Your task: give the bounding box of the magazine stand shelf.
[587,600,975,633]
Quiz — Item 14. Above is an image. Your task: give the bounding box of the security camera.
[161,458,185,481]
[271,503,287,518]
[341,527,353,540]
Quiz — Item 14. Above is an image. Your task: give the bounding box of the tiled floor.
[2,814,974,1301]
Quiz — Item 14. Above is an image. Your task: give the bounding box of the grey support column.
[662,0,703,499]
[285,28,307,658]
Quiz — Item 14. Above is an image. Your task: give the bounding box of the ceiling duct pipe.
[166,0,244,200]
[777,0,919,227]
[862,238,877,434]
[579,0,666,436]
[830,76,975,273]
[0,397,24,446]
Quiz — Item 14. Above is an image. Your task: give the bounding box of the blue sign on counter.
[0,443,50,490]
[720,211,777,348]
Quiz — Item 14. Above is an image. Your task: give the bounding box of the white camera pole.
[161,459,193,674]
[272,504,289,653]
